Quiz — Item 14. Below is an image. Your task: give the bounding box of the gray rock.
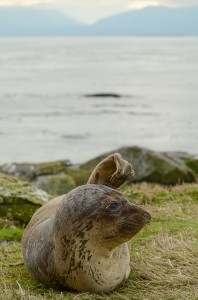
[0,160,71,181]
[168,152,198,175]
[0,160,91,196]
[84,93,121,98]
[0,172,51,224]
[32,173,76,196]
[80,146,196,185]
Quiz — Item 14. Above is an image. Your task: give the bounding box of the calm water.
[0,37,198,164]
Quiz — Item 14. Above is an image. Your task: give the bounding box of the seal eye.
[106,202,121,213]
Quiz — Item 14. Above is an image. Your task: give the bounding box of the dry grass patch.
[132,232,198,284]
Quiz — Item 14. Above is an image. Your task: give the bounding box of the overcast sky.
[0,0,197,23]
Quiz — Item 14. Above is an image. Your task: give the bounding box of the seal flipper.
[87,153,135,189]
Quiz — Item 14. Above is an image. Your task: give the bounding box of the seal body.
[22,184,150,292]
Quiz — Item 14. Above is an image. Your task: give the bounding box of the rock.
[160,151,198,176]
[84,93,121,98]
[0,160,71,181]
[0,172,51,224]
[183,157,198,174]
[80,146,196,185]
[32,173,76,196]
[0,161,91,195]
[170,152,198,175]
[66,167,92,186]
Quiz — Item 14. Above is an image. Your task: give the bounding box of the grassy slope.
[0,183,198,300]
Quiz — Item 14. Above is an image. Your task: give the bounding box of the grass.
[0,183,198,300]
[0,218,24,242]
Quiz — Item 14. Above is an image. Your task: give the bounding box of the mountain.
[0,6,87,36]
[0,6,198,36]
[90,6,198,36]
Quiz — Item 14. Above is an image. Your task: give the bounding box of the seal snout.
[120,203,151,237]
[128,204,151,219]
[131,205,151,225]
[142,211,151,224]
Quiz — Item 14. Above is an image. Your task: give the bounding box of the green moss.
[0,172,50,205]
[80,157,103,171]
[35,161,70,178]
[0,172,51,224]
[0,204,40,224]
[66,167,92,186]
[0,227,23,242]
[143,152,195,185]
[33,173,76,196]
[0,217,16,228]
[183,157,198,174]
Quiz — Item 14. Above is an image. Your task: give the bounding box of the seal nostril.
[144,212,151,222]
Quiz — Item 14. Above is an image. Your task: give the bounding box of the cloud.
[165,0,198,5]
[1,0,198,8]
[0,0,54,5]
[128,1,162,10]
[128,0,198,7]
[1,0,198,5]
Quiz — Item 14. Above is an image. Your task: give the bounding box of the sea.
[0,37,198,164]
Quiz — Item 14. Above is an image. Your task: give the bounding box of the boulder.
[80,146,196,185]
[32,173,76,196]
[0,172,51,224]
[170,152,198,175]
[0,161,91,194]
[183,157,198,174]
[0,160,71,181]
[66,167,91,186]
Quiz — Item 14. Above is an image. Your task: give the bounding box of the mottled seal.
[22,154,151,293]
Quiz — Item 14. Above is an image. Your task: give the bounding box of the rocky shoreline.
[1,145,198,187]
[0,145,198,225]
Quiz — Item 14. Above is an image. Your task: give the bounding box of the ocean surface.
[0,37,198,164]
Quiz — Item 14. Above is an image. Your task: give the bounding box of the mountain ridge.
[0,6,86,36]
[0,5,198,36]
[90,6,198,36]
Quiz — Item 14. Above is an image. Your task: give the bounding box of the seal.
[22,154,151,293]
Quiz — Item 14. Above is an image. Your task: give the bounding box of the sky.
[0,0,198,23]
